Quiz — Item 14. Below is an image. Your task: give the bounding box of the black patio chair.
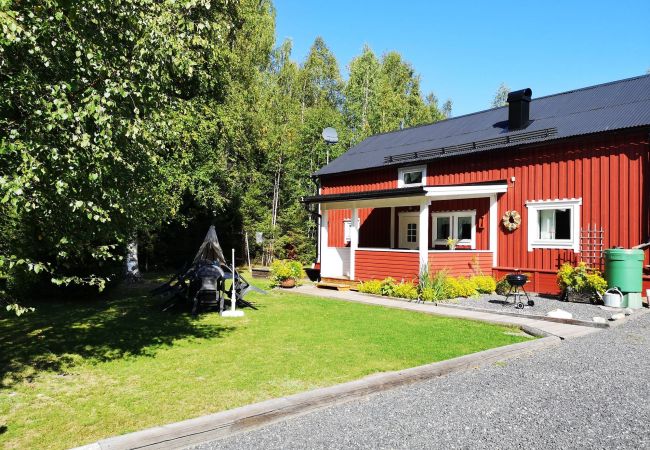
[192,264,225,316]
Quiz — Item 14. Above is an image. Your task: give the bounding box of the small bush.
[456,276,480,298]
[358,279,382,295]
[557,262,606,294]
[380,277,397,296]
[269,259,304,286]
[393,281,418,300]
[442,276,479,298]
[495,277,511,295]
[471,275,497,294]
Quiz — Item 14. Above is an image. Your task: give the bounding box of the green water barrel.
[603,248,644,293]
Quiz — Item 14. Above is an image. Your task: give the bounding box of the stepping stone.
[547,309,573,319]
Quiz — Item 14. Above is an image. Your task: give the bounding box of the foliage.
[495,276,512,296]
[357,279,382,295]
[470,275,497,294]
[445,276,479,298]
[269,259,304,285]
[447,236,459,249]
[419,268,449,302]
[491,82,511,107]
[393,281,419,300]
[0,0,275,305]
[380,277,397,296]
[557,262,607,294]
[1,3,452,308]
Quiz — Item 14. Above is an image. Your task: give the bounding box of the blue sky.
[273,0,650,116]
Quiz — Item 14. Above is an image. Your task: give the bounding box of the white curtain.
[539,209,556,239]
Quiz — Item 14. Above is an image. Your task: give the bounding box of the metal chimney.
[507,88,532,130]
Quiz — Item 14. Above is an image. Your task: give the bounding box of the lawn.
[0,277,531,449]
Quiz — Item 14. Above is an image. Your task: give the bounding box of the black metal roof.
[315,74,650,177]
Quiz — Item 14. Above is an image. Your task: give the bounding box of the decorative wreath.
[502,210,521,231]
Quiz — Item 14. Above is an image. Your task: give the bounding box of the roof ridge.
[357,73,650,142]
[531,73,650,102]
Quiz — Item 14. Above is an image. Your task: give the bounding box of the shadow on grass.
[0,282,234,387]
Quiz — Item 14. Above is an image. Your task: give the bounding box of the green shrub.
[358,279,382,295]
[422,270,449,302]
[456,276,479,298]
[442,276,462,299]
[269,259,304,286]
[393,281,418,300]
[380,277,397,296]
[495,277,511,295]
[470,275,497,294]
[442,276,478,298]
[557,262,606,294]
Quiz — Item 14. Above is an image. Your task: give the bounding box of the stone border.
[74,334,559,450]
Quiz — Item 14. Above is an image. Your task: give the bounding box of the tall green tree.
[344,45,381,144]
[0,0,274,299]
[491,82,510,107]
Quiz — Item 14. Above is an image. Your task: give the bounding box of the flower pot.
[280,279,296,288]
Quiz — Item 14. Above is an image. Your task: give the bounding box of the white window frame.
[398,165,427,188]
[431,210,476,249]
[526,198,581,252]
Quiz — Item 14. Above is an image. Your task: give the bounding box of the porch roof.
[302,182,507,210]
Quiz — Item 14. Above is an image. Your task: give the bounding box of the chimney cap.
[507,88,532,103]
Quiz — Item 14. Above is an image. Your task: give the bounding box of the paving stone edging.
[73,333,559,450]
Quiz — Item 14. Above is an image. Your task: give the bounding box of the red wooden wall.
[355,250,420,282]
[321,130,650,293]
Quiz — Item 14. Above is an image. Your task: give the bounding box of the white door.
[398,214,419,249]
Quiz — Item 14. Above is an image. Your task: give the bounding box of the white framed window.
[526,199,581,252]
[431,210,476,249]
[398,165,427,188]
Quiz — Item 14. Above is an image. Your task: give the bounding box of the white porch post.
[350,208,359,280]
[489,194,498,266]
[320,208,329,266]
[389,207,395,249]
[418,201,429,272]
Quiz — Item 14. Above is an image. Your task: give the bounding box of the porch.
[307,182,508,282]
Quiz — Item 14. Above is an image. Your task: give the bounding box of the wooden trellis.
[580,224,604,270]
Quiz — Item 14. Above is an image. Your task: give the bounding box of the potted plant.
[557,262,607,303]
[446,236,458,250]
[270,259,304,288]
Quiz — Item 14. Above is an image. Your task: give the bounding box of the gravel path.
[190,310,650,449]
[452,293,626,322]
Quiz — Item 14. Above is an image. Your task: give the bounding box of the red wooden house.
[303,75,650,294]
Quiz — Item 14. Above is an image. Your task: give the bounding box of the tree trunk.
[125,240,142,283]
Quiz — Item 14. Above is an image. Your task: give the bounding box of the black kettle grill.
[504,273,534,309]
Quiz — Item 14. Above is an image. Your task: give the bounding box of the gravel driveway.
[190,310,650,449]
[452,293,628,322]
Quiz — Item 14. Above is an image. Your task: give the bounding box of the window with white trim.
[431,210,476,249]
[398,165,427,188]
[526,199,581,251]
[406,223,417,243]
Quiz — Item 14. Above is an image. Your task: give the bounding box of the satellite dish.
[322,127,338,144]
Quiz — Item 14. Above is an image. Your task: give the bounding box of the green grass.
[0,277,532,449]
